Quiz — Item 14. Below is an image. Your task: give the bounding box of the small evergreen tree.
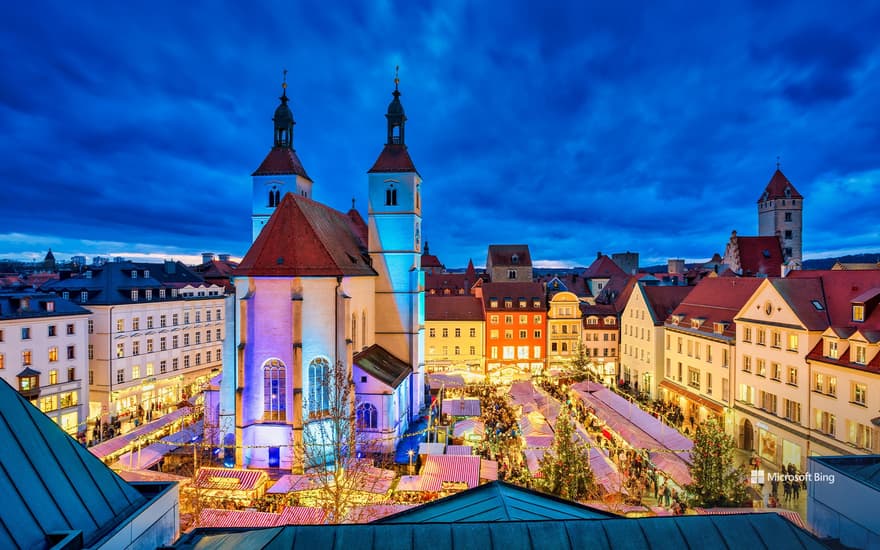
[687,417,750,507]
[537,405,598,501]
[563,342,592,382]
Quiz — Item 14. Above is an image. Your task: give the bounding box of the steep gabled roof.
[733,236,784,277]
[368,144,418,174]
[252,147,311,179]
[641,285,693,325]
[480,282,546,310]
[0,378,147,549]
[236,193,377,278]
[487,245,532,268]
[758,169,802,202]
[787,270,880,329]
[354,344,411,389]
[764,278,829,331]
[425,295,484,321]
[582,254,627,279]
[666,277,764,339]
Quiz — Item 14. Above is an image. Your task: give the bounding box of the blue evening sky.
[1,1,878,268]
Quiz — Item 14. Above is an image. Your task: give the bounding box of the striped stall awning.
[89,407,194,460]
[194,467,269,491]
[197,508,281,529]
[445,445,474,456]
[420,455,482,491]
[276,506,327,525]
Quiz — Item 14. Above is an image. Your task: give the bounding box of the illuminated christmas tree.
[537,404,597,501]
[687,417,750,507]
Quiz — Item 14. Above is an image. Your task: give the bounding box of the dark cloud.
[0,2,878,267]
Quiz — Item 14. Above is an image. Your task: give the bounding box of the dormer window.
[85,271,92,279]
[670,314,683,325]
[519,298,527,308]
[131,290,139,302]
[144,270,150,278]
[605,316,616,326]
[691,318,705,329]
[62,291,69,300]
[853,304,865,322]
[131,270,137,279]
[489,299,498,308]
[45,301,54,313]
[511,254,519,264]
[713,322,727,334]
[825,339,838,359]
[854,345,867,365]
[504,298,513,308]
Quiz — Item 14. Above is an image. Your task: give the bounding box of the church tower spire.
[251,70,313,242]
[367,68,426,418]
[758,163,804,270]
[386,66,407,145]
[273,69,295,148]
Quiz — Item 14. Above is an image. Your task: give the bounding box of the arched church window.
[385,186,397,206]
[263,359,286,421]
[275,189,281,206]
[308,357,331,417]
[356,402,378,429]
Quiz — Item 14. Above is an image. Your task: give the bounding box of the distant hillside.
[642,252,880,273]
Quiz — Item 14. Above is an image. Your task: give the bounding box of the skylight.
[811,300,824,311]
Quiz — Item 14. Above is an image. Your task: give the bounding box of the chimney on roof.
[218,254,231,262]
[597,251,603,259]
[668,259,685,275]
[201,253,215,264]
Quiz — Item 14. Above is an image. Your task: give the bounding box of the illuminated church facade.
[216,76,425,469]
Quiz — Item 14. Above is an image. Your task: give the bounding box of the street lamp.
[408,449,415,475]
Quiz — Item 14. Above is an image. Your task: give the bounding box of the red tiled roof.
[764,277,829,331]
[425,272,477,294]
[806,343,880,374]
[666,277,764,339]
[487,245,532,267]
[425,295,484,321]
[368,144,418,173]
[539,274,591,298]
[758,169,802,202]
[346,208,368,244]
[252,147,311,179]
[734,236,783,277]
[236,193,377,278]
[786,270,880,329]
[480,282,546,310]
[641,285,693,325]
[421,254,443,269]
[582,255,627,279]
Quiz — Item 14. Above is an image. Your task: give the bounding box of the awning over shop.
[112,420,203,470]
[442,398,481,417]
[659,380,725,415]
[90,407,194,461]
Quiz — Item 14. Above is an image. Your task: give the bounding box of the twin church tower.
[218,72,425,469]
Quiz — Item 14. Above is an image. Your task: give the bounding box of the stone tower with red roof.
[251,76,314,241]
[758,168,803,269]
[366,71,426,414]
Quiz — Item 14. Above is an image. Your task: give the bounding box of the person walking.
[662,482,671,507]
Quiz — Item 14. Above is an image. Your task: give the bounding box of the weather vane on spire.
[282,68,288,91]
[776,155,781,170]
[394,65,400,90]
